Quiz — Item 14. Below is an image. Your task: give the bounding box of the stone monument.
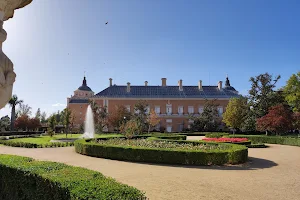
[0,0,32,109]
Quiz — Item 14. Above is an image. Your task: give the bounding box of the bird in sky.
[105,22,108,25]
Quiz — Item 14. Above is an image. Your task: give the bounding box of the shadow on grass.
[112,156,278,171]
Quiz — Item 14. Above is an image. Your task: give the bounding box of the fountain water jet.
[81,105,95,138]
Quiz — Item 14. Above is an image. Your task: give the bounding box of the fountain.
[81,105,95,138]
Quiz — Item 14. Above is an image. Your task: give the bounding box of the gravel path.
[0,138,300,200]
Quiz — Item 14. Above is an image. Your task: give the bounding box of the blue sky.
[0,0,299,118]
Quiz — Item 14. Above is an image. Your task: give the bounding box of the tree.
[147,109,160,133]
[35,108,41,121]
[0,115,10,131]
[41,111,47,124]
[108,105,131,132]
[293,112,300,132]
[48,114,57,132]
[133,100,149,134]
[62,108,72,137]
[248,73,281,118]
[89,100,109,133]
[256,104,293,135]
[241,109,257,132]
[283,72,300,112]
[8,95,23,131]
[17,103,32,117]
[190,100,221,131]
[14,115,29,131]
[223,97,249,134]
[27,118,41,131]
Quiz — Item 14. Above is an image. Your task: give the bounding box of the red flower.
[202,138,248,143]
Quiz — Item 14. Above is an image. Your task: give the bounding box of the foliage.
[256,104,293,135]
[248,73,281,118]
[17,103,32,117]
[222,97,249,134]
[14,115,29,131]
[205,132,230,138]
[228,135,300,147]
[283,71,300,112]
[147,109,160,133]
[108,105,131,132]
[48,114,57,131]
[62,108,72,137]
[8,94,23,131]
[190,100,221,131]
[122,119,140,139]
[35,108,41,121]
[202,138,251,145]
[0,115,10,131]
[133,100,149,133]
[0,155,146,200]
[27,118,41,131]
[75,138,248,165]
[293,112,300,131]
[241,109,257,132]
[89,100,109,133]
[41,111,47,123]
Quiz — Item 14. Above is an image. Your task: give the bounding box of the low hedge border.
[228,135,300,147]
[205,132,230,138]
[246,144,268,148]
[0,154,145,200]
[0,140,74,148]
[75,138,248,165]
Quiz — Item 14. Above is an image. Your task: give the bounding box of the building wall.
[69,98,229,132]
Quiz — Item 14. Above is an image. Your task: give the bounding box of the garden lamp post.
[0,0,32,109]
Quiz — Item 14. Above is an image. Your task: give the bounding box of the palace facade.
[67,76,239,132]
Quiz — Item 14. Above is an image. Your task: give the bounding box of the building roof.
[69,99,89,104]
[94,85,239,99]
[78,76,92,92]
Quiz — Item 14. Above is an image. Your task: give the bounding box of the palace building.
[67,76,239,132]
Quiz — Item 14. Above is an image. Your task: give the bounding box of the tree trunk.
[10,105,15,131]
[265,130,268,136]
[233,129,236,135]
[148,124,151,134]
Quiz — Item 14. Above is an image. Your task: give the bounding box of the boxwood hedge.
[0,154,146,200]
[228,135,300,147]
[205,132,230,138]
[0,140,74,148]
[75,138,248,165]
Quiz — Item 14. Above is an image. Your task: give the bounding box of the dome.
[78,76,93,92]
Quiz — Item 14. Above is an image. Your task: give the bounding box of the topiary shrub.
[75,138,248,165]
[0,155,146,200]
[0,139,75,148]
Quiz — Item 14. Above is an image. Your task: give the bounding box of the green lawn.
[3,134,123,145]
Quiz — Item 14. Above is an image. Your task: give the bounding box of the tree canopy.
[283,71,300,112]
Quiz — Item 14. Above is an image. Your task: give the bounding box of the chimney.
[145,81,148,86]
[198,80,203,91]
[179,79,183,91]
[127,82,131,92]
[218,81,223,90]
[161,78,167,86]
[109,78,112,87]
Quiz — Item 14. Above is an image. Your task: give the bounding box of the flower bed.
[203,137,251,145]
[75,137,248,165]
[0,154,146,200]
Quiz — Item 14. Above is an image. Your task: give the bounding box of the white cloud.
[52,103,66,107]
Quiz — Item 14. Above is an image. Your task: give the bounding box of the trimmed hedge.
[135,134,186,140]
[205,132,230,138]
[228,135,300,147]
[0,140,74,148]
[75,138,248,165]
[246,144,268,148]
[0,155,145,200]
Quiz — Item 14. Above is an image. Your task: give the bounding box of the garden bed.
[228,135,300,147]
[0,154,145,200]
[75,137,248,165]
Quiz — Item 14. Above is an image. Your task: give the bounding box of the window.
[166,119,172,123]
[218,106,223,116]
[198,106,204,114]
[188,106,194,114]
[125,105,130,112]
[155,106,160,114]
[178,106,183,115]
[80,112,82,115]
[166,104,172,115]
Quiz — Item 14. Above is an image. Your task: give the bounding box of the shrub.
[205,132,230,138]
[0,140,74,148]
[228,135,300,147]
[75,137,248,165]
[0,155,146,200]
[202,138,251,145]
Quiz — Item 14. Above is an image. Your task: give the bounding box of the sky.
[0,0,299,118]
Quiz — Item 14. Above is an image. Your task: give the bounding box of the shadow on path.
[115,156,278,171]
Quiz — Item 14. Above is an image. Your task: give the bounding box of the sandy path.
[0,138,300,200]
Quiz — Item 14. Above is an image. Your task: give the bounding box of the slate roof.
[94,85,239,99]
[78,85,92,91]
[69,99,89,104]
